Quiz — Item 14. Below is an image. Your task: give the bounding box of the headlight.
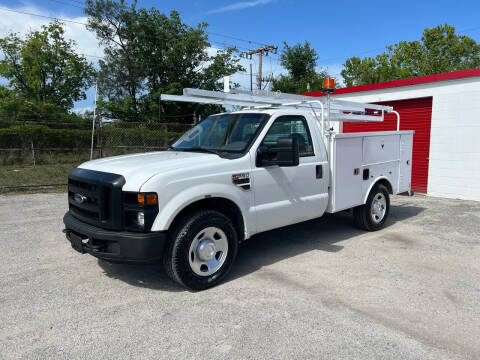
[136,212,145,227]
[123,192,159,232]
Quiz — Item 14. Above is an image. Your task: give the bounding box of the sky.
[1,0,480,112]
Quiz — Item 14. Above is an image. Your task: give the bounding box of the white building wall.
[330,77,480,201]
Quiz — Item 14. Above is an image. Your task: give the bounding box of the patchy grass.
[0,185,68,195]
[0,164,76,193]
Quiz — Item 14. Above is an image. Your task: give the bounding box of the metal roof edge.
[305,68,480,97]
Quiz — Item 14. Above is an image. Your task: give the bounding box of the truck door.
[251,115,329,233]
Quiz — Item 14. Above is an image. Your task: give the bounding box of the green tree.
[0,21,95,110]
[272,41,331,94]
[0,96,86,122]
[341,24,480,87]
[85,0,243,122]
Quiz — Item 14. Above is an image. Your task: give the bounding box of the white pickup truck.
[63,89,413,290]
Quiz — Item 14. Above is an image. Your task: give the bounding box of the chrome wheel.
[370,193,387,224]
[188,227,229,276]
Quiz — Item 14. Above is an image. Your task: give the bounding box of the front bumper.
[63,212,166,263]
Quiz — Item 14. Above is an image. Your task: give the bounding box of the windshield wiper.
[179,147,223,156]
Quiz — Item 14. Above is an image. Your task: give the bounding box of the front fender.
[150,183,250,234]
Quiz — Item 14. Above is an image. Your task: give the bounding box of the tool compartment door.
[331,136,363,211]
[399,133,413,193]
[362,134,400,164]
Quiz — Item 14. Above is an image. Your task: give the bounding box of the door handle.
[316,165,323,179]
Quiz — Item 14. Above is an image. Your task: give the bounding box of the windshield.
[171,113,268,154]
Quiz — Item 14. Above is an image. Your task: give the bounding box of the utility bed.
[327,130,413,213]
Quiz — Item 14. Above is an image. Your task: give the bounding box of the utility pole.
[245,45,277,90]
[258,52,262,90]
[158,95,161,123]
[249,63,253,91]
[90,83,98,160]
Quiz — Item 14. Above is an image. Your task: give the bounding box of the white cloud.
[73,106,94,114]
[0,4,103,110]
[0,4,286,108]
[0,4,103,60]
[206,0,275,14]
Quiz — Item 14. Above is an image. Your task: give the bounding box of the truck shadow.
[97,202,424,291]
[227,203,424,284]
[97,258,185,291]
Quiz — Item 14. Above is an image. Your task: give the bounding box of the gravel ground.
[0,193,479,360]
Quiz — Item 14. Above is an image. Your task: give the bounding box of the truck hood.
[78,151,227,191]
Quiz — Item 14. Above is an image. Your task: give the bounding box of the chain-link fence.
[0,120,193,191]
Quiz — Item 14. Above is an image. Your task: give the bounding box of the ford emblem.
[74,193,87,204]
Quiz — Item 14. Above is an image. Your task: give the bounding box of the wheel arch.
[363,177,393,204]
[166,197,246,243]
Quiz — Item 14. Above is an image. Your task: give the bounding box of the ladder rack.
[160,88,401,133]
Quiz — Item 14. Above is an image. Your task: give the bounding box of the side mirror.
[256,137,299,167]
[168,137,177,146]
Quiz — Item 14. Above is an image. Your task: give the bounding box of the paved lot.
[0,193,479,359]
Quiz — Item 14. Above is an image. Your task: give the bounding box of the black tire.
[353,184,390,231]
[163,209,238,291]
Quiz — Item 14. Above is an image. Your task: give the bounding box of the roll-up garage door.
[343,97,432,193]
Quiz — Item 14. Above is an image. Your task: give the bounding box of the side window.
[261,116,314,157]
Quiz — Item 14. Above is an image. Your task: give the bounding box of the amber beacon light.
[322,78,335,94]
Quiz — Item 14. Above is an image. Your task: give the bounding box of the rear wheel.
[163,210,238,291]
[353,183,390,231]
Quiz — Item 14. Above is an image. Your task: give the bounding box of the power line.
[457,25,480,34]
[29,1,273,49]
[0,5,274,81]
[0,6,281,60]
[0,6,87,25]
[67,0,85,4]
[7,4,480,69]
[210,40,282,65]
[232,72,259,77]
[209,39,250,51]
[212,38,282,62]
[83,53,104,59]
[207,31,268,47]
[46,0,85,9]
[319,47,386,63]
[319,25,480,64]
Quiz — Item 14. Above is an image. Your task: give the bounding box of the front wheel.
[353,184,390,231]
[163,210,238,291]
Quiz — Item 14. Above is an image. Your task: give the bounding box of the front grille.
[68,179,101,220]
[68,168,125,230]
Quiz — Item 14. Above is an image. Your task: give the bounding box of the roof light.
[322,78,335,93]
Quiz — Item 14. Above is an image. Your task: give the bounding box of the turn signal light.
[137,193,158,206]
